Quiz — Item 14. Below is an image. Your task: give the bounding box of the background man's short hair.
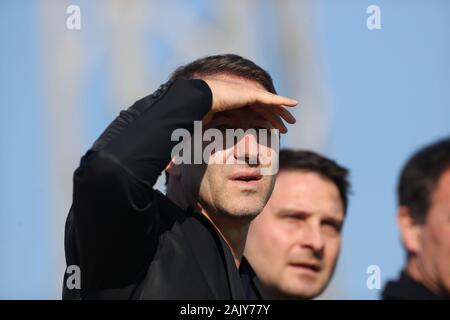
[398,136,450,223]
[279,149,351,213]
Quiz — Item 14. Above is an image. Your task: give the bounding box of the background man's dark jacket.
[382,270,448,300]
[63,79,264,299]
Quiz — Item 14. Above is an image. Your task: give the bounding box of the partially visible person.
[383,137,450,300]
[244,149,350,299]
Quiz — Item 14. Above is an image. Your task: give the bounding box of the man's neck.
[406,258,445,297]
[199,210,250,268]
[166,186,249,268]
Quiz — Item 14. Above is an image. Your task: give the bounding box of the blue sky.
[0,0,449,299]
[316,0,450,298]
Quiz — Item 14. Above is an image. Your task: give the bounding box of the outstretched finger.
[252,107,288,134]
[255,90,298,108]
[267,105,296,124]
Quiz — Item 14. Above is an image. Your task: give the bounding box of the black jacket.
[63,79,264,299]
[382,270,448,300]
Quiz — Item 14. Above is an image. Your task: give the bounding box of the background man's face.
[245,170,344,299]
[416,168,450,295]
[180,77,278,220]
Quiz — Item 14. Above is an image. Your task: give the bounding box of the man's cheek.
[325,242,340,268]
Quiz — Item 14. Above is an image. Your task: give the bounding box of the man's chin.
[218,190,262,207]
[221,202,264,220]
[279,285,322,300]
[277,274,326,299]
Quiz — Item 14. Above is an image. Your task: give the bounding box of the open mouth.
[230,171,262,184]
[233,175,262,182]
[290,263,321,273]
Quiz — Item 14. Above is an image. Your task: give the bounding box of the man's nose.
[234,131,259,165]
[300,222,325,255]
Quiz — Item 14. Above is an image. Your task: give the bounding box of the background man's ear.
[397,205,422,256]
[165,159,181,180]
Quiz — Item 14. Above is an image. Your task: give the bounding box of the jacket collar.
[382,270,446,300]
[185,206,253,299]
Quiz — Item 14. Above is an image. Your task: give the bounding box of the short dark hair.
[169,53,277,94]
[398,136,450,223]
[166,54,277,186]
[279,149,351,213]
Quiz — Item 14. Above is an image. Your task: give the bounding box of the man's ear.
[397,206,422,256]
[165,158,181,180]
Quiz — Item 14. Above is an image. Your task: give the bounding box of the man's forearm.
[69,79,212,291]
[84,79,212,187]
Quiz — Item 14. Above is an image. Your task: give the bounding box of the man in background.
[245,149,350,299]
[382,137,450,299]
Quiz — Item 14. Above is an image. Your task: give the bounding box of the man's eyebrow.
[277,209,343,221]
[210,113,233,123]
[276,209,311,217]
[250,110,271,122]
[211,115,271,128]
[323,215,343,222]
[322,216,344,228]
